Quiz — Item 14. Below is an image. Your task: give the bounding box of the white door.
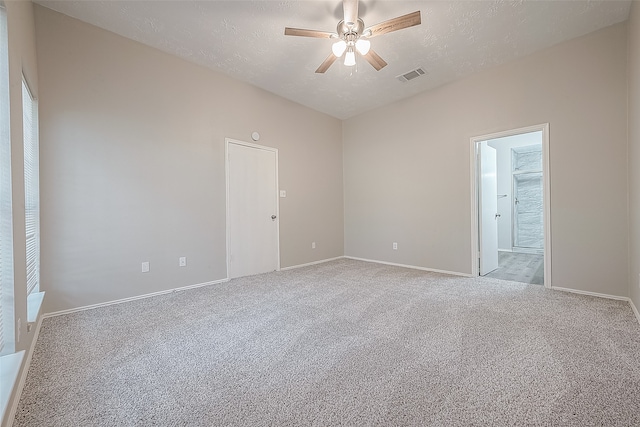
[479,142,499,275]
[227,141,279,279]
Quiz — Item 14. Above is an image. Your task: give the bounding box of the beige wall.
[3,0,39,425]
[629,2,640,313]
[34,5,344,314]
[344,23,629,297]
[30,2,638,325]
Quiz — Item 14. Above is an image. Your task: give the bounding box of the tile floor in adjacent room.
[484,251,544,285]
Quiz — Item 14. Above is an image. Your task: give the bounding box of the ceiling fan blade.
[315,53,339,73]
[284,27,334,38]
[365,11,421,38]
[343,0,359,26]
[362,49,387,71]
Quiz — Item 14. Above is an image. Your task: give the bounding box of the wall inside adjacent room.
[34,5,344,314]
[343,22,629,297]
[487,131,543,253]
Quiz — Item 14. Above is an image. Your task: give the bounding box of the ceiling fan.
[284,0,421,73]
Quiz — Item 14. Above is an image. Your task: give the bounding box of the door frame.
[469,123,551,288]
[225,138,280,279]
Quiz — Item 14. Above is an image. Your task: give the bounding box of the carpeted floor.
[14,259,640,426]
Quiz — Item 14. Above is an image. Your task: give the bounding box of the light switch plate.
[142,262,150,273]
[280,190,286,197]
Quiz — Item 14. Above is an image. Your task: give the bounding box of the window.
[23,77,39,296]
[0,3,13,356]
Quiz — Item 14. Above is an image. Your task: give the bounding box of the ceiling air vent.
[396,67,426,83]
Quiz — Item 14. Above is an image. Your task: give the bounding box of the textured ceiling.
[35,0,632,119]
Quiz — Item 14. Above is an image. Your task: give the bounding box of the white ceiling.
[35,0,632,119]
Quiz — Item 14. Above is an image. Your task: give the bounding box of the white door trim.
[225,138,280,279]
[470,123,551,288]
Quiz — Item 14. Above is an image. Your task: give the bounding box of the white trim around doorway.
[470,123,551,288]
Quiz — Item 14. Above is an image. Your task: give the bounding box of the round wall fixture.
[251,132,260,141]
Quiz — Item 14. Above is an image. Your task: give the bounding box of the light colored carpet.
[15,259,640,426]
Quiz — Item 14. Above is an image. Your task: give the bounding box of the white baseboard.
[550,286,629,301]
[43,278,230,318]
[551,287,640,322]
[344,256,472,278]
[6,315,44,427]
[629,298,640,325]
[280,256,345,271]
[511,247,544,255]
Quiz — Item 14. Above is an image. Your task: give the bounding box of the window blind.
[0,4,13,355]
[23,78,39,296]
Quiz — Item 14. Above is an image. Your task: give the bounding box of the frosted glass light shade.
[355,39,370,55]
[332,40,347,57]
[344,49,356,66]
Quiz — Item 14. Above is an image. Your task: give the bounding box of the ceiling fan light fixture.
[344,48,356,66]
[284,1,421,74]
[355,39,370,55]
[332,40,347,57]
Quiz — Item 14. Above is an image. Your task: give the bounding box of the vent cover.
[396,67,426,83]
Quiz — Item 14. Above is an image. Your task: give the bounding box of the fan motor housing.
[337,18,365,37]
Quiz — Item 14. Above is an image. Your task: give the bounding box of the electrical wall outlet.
[142,262,150,273]
[393,242,398,250]
[179,257,187,267]
[312,242,316,249]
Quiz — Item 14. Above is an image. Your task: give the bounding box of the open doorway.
[470,124,551,288]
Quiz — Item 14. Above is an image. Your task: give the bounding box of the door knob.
[271,215,277,220]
